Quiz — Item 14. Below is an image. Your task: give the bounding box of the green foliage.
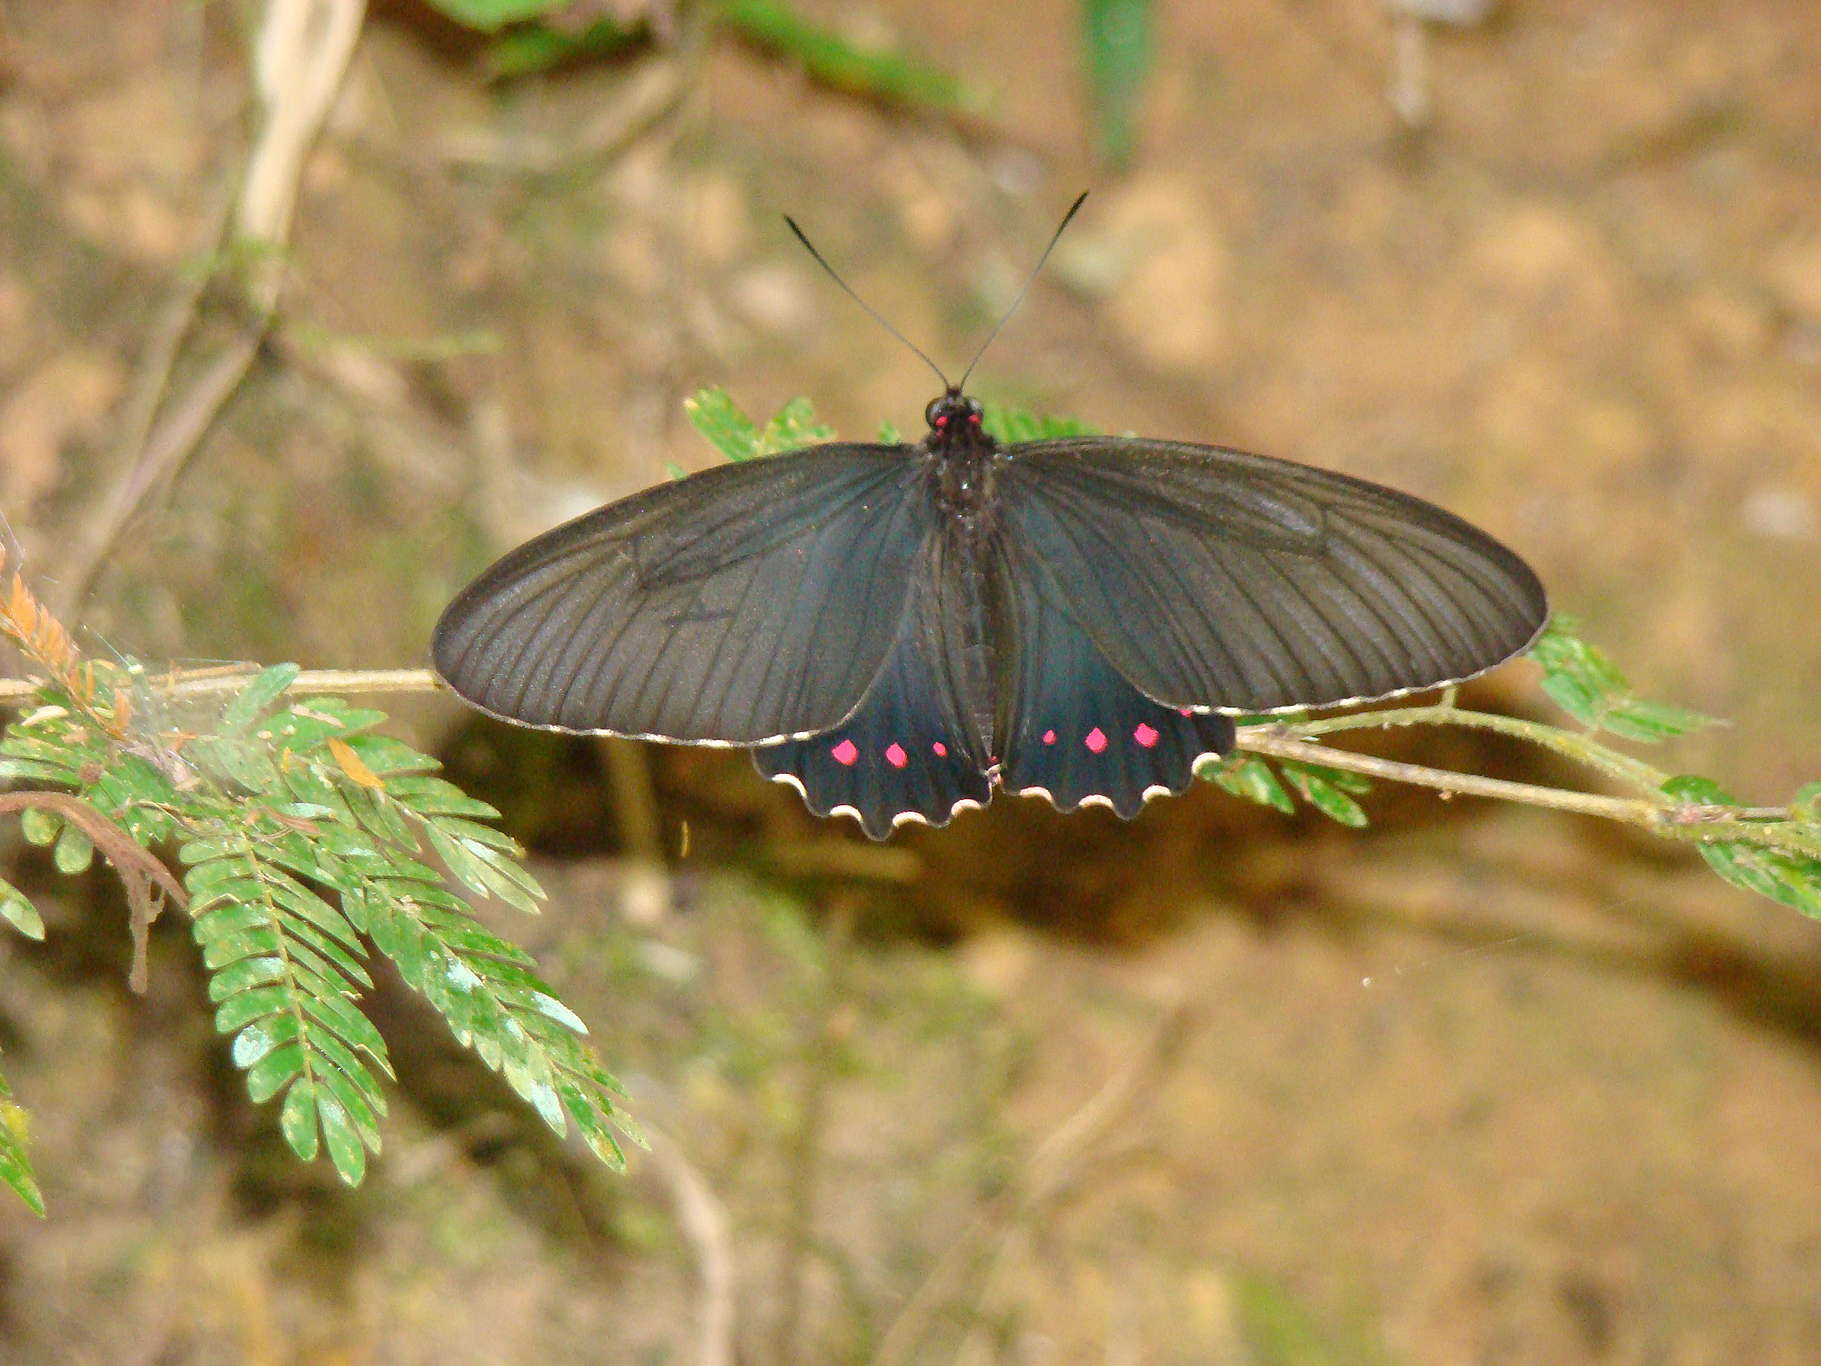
[1082,0,1154,165]
[428,0,980,108]
[1209,753,1296,815]
[684,387,763,462]
[685,387,1093,462]
[0,1067,44,1217]
[1663,776,1821,919]
[1209,752,1371,827]
[979,405,1099,444]
[485,19,635,78]
[1277,758,1372,828]
[1,874,45,940]
[425,0,638,82]
[714,0,983,111]
[683,388,834,462]
[422,0,556,29]
[1529,617,1718,742]
[752,395,837,456]
[0,660,639,1203]
[1796,782,1821,825]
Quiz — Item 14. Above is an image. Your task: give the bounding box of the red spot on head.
[932,741,948,757]
[969,412,982,426]
[1133,722,1160,748]
[1042,729,1057,745]
[934,414,949,428]
[1085,727,1108,753]
[831,738,859,766]
[885,743,908,769]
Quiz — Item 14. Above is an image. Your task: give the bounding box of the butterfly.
[432,201,1548,840]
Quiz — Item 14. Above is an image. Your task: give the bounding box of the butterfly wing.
[433,445,933,743]
[994,538,1237,815]
[752,538,995,838]
[997,438,1548,713]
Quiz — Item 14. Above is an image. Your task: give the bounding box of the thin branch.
[1291,700,1671,793]
[118,219,231,460]
[239,0,369,264]
[0,672,1804,851]
[0,666,438,710]
[55,0,367,615]
[57,332,266,616]
[1235,726,1667,823]
[1234,727,1806,856]
[0,791,189,992]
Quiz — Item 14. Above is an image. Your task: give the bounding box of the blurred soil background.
[2,0,1821,1362]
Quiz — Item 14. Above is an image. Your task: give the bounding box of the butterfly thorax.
[920,389,1006,757]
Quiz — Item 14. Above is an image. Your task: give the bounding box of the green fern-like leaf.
[1278,759,1372,828]
[354,810,637,1166]
[182,824,391,1185]
[1531,618,1718,742]
[0,705,106,789]
[685,390,1101,468]
[1664,776,1821,918]
[255,692,638,1167]
[0,659,638,1186]
[980,404,1099,444]
[1209,750,1372,827]
[0,874,45,941]
[1208,753,1295,814]
[685,387,836,461]
[0,1067,44,1217]
[684,388,766,462]
[715,0,983,112]
[755,396,836,456]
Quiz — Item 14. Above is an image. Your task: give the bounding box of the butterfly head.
[925,390,985,437]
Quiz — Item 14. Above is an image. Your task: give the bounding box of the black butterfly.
[433,205,1548,840]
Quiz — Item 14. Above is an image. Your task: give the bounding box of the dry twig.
[55,0,367,614]
[0,791,189,992]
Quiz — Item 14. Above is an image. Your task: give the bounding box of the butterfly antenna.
[955,190,1088,393]
[784,215,951,392]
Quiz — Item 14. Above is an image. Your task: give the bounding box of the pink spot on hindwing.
[1133,722,1160,748]
[831,738,859,766]
[885,743,908,769]
[1085,727,1109,753]
[1179,707,1194,716]
[932,741,948,757]
[1042,729,1057,745]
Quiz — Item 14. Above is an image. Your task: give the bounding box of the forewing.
[433,445,931,743]
[753,540,994,839]
[996,540,1236,817]
[998,438,1548,712]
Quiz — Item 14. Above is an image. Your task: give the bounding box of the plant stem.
[1236,728,1663,822]
[1292,702,1670,793]
[2,670,1805,855]
[0,667,441,710]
